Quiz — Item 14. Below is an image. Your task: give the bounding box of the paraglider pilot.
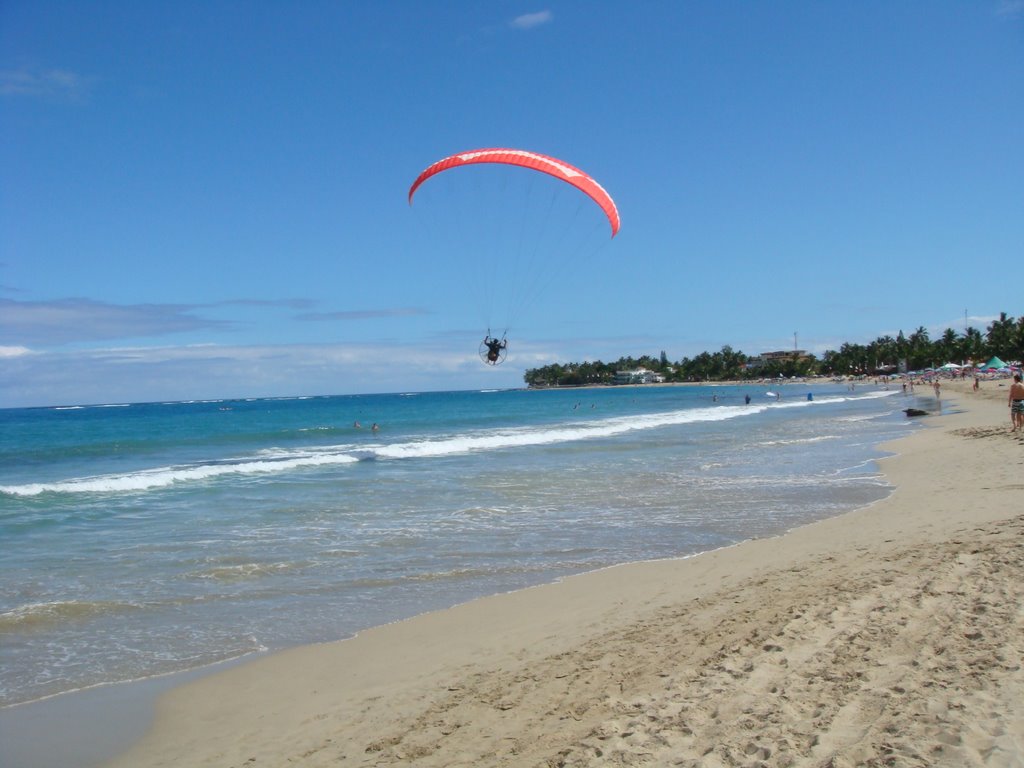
[483,335,507,364]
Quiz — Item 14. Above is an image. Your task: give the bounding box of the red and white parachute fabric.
[408,148,620,238]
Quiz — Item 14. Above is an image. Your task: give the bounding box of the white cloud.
[0,67,91,100]
[510,10,553,30]
[0,346,32,358]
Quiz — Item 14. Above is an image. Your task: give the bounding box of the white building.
[614,367,665,385]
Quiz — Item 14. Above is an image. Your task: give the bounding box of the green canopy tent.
[978,356,1008,369]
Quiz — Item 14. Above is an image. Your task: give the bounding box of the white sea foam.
[0,453,362,497]
[0,391,898,498]
[373,404,763,460]
[758,435,840,446]
[1,405,754,496]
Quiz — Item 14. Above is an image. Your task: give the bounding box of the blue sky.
[2,1,1022,407]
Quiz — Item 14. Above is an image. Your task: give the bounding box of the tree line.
[523,312,1023,388]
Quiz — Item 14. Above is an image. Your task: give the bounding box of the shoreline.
[4,381,1020,767]
[101,380,1021,767]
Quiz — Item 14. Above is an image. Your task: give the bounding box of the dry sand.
[107,380,1023,768]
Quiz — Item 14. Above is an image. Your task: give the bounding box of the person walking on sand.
[1009,374,1024,433]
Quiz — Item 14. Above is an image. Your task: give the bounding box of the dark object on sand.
[903,408,928,417]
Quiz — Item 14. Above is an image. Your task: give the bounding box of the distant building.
[614,367,664,385]
[747,350,811,369]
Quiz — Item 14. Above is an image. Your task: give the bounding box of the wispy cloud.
[0,340,525,408]
[217,298,315,310]
[0,346,33,359]
[0,67,92,100]
[0,298,224,345]
[0,296,433,347]
[996,0,1024,16]
[298,307,431,322]
[509,10,553,30]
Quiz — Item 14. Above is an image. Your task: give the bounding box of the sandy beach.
[104,380,1023,768]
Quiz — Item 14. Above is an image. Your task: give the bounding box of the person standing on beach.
[1009,374,1024,432]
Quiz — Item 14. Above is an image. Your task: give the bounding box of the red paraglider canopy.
[408,148,620,238]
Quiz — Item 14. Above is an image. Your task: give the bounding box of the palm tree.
[963,326,985,364]
[868,335,897,371]
[908,326,932,370]
[895,330,910,371]
[1012,317,1024,363]
[718,345,747,379]
[937,328,959,365]
[986,313,1017,360]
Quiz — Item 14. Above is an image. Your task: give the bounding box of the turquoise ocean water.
[0,383,923,708]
